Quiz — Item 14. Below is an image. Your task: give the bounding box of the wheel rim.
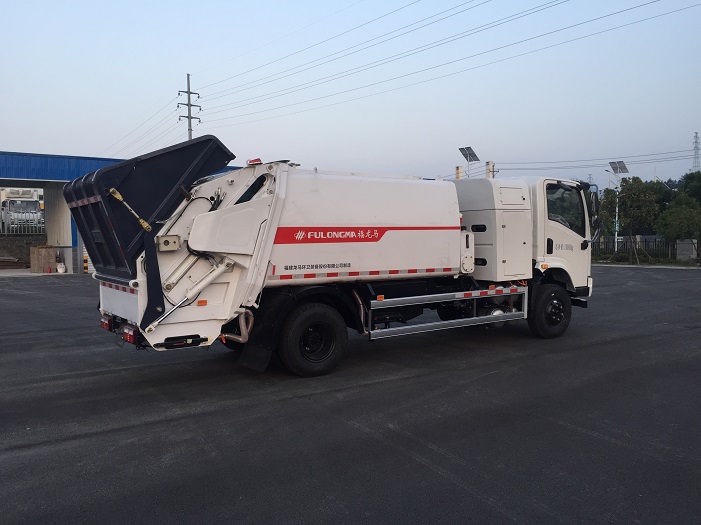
[544,298,565,326]
[299,323,335,363]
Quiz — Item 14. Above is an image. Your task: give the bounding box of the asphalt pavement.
[1,267,700,524]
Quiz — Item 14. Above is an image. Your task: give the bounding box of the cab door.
[543,181,590,289]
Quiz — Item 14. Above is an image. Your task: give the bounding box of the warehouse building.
[0,151,120,272]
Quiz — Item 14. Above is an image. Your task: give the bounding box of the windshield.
[9,200,40,213]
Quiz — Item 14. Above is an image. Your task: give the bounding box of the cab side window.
[546,184,585,237]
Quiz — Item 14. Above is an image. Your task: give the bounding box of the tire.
[279,303,347,377]
[528,283,571,339]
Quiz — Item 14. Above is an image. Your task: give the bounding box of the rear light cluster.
[121,324,138,345]
[100,315,113,331]
[100,314,143,346]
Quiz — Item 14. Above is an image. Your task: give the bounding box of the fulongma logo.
[309,231,357,239]
[293,230,361,241]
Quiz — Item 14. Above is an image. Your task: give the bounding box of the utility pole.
[606,161,629,253]
[178,73,201,140]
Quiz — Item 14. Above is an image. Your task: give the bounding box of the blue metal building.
[0,151,121,185]
[0,151,121,270]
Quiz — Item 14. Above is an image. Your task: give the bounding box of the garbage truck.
[64,136,599,376]
[1,188,43,233]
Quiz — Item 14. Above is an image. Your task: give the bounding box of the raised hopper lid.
[63,135,235,281]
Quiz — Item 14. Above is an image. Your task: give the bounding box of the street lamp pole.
[606,161,629,253]
[605,170,620,251]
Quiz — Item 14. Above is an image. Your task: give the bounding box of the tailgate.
[64,136,235,329]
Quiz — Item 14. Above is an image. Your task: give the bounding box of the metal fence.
[1,212,46,235]
[592,237,676,261]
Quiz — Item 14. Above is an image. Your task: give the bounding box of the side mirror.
[589,185,599,216]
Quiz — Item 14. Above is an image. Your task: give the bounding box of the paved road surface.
[1,267,700,523]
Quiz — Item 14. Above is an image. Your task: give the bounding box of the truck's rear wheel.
[279,303,347,377]
[528,284,571,338]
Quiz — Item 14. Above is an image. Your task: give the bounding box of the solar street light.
[458,147,480,178]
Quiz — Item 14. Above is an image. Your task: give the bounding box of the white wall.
[44,182,72,247]
[677,240,699,261]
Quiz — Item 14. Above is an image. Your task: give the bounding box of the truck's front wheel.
[279,303,347,377]
[528,284,571,338]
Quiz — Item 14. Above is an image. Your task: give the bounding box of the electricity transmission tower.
[693,132,700,172]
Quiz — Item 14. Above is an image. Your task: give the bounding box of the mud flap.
[236,293,292,372]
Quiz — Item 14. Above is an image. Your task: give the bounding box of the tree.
[680,171,701,205]
[617,177,659,237]
[665,178,682,190]
[599,177,660,239]
[647,179,674,215]
[599,187,618,237]
[656,193,701,259]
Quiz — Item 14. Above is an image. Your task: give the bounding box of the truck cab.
[1,197,42,233]
[453,175,597,339]
[534,179,593,297]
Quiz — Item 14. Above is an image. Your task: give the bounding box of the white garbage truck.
[64,136,599,376]
[1,188,43,233]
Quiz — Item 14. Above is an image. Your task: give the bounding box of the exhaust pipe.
[220,309,255,344]
[352,289,369,335]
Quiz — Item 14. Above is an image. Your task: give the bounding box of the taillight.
[100,315,113,332]
[122,324,138,345]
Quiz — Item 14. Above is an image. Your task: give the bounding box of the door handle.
[547,238,553,254]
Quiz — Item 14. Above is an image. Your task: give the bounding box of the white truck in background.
[65,136,599,376]
[0,188,43,233]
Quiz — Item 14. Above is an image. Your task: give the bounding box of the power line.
[442,169,488,179]
[99,96,177,157]
[193,0,366,75]
[498,155,696,171]
[205,0,666,123]
[202,0,495,101]
[203,0,565,113]
[195,4,700,131]
[164,127,190,149]
[195,0,423,92]
[123,119,184,158]
[111,107,179,157]
[498,149,694,165]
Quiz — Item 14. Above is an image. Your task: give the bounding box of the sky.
[1,0,700,191]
